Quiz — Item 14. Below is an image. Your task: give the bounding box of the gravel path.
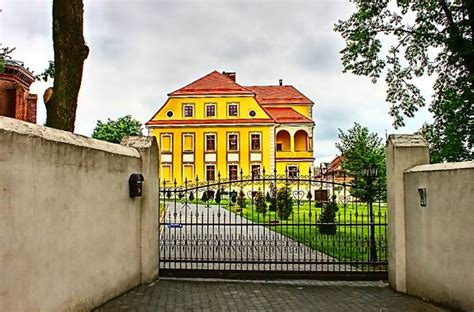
[160,203,354,272]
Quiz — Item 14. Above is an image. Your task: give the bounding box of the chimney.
[279,79,283,86]
[222,71,236,82]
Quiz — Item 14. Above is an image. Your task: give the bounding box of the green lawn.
[226,200,388,264]
[162,197,388,266]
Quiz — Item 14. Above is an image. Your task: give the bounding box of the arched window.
[294,130,309,151]
[276,130,291,152]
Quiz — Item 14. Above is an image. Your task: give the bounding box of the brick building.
[0,59,37,123]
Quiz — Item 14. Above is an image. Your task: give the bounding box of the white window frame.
[182,133,194,152]
[251,164,261,179]
[228,164,239,180]
[183,103,194,118]
[160,133,172,153]
[206,164,216,181]
[250,132,261,152]
[182,164,194,183]
[227,132,239,152]
[161,164,172,183]
[205,133,217,152]
[287,165,299,179]
[227,103,239,117]
[205,103,216,117]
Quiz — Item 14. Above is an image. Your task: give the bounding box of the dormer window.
[183,104,194,117]
[227,103,238,117]
[205,103,216,117]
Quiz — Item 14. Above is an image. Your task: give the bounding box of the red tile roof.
[245,85,313,105]
[263,107,313,124]
[169,71,254,96]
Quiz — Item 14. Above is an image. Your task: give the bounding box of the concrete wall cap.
[121,136,156,149]
[388,134,428,147]
[0,116,140,158]
[406,161,474,173]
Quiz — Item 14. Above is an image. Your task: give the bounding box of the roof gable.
[169,71,254,96]
[244,85,313,105]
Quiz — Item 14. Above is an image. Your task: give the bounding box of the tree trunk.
[46,0,89,132]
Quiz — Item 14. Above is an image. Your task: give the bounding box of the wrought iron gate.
[159,169,387,280]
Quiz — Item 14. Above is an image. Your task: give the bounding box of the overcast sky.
[1,0,433,163]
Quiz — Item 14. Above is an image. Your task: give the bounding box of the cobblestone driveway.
[95,278,448,311]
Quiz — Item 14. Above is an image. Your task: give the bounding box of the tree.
[215,189,222,204]
[46,0,89,131]
[317,202,339,235]
[0,46,15,73]
[335,1,473,162]
[237,190,247,209]
[92,115,143,143]
[335,122,386,202]
[276,186,293,220]
[254,191,267,215]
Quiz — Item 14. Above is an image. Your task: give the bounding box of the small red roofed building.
[0,59,37,123]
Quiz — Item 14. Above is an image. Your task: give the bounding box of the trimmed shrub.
[254,191,267,214]
[306,190,312,201]
[166,190,172,199]
[215,189,222,204]
[317,201,339,235]
[265,191,271,202]
[276,186,293,219]
[230,190,237,204]
[201,191,209,202]
[237,190,246,208]
[178,192,184,200]
[188,191,195,202]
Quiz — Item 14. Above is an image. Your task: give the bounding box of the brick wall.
[0,74,37,123]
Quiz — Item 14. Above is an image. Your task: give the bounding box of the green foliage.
[254,191,267,214]
[306,190,312,201]
[0,46,15,73]
[336,122,386,202]
[276,186,293,219]
[166,190,172,199]
[237,190,246,209]
[230,190,237,204]
[317,202,339,235]
[335,1,473,162]
[215,189,222,204]
[36,60,55,82]
[177,192,184,200]
[92,115,143,144]
[265,192,271,202]
[188,191,194,202]
[201,191,209,202]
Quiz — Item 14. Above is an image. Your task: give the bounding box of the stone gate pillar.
[386,134,429,292]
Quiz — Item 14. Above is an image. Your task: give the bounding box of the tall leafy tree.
[46,0,89,131]
[335,0,473,162]
[92,115,143,143]
[0,46,15,73]
[336,122,386,201]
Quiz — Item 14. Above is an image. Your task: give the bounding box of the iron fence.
[159,168,387,280]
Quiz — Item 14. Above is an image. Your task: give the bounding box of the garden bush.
[317,201,339,235]
[237,190,246,208]
[188,191,195,202]
[215,189,222,204]
[276,186,293,219]
[254,191,267,214]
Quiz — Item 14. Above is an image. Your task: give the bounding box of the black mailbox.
[129,174,144,198]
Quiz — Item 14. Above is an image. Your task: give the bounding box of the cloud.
[1,0,434,163]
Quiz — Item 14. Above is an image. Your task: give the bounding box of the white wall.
[404,162,474,311]
[0,117,158,311]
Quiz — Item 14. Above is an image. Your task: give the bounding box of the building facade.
[0,60,37,123]
[146,71,315,185]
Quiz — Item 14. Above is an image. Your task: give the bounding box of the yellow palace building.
[146,71,315,185]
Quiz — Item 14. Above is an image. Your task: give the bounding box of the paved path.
[160,203,354,272]
[95,279,448,311]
